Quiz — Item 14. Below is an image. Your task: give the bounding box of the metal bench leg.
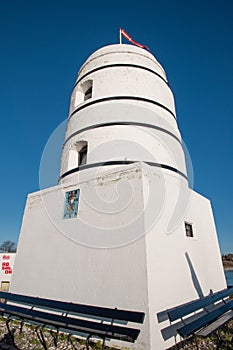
[193,335,199,350]
[101,337,106,350]
[67,334,78,350]
[20,319,24,334]
[35,326,48,350]
[86,334,92,350]
[6,317,16,347]
[50,327,59,348]
[215,330,224,350]
[86,334,105,350]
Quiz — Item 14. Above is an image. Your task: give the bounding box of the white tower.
[11,44,226,350]
[59,44,186,185]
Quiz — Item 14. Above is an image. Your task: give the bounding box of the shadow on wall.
[185,252,204,299]
[156,252,204,341]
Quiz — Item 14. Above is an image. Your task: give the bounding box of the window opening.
[185,222,194,237]
[75,80,93,106]
[79,145,87,166]
[84,86,92,101]
[67,141,88,171]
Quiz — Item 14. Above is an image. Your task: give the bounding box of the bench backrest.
[177,300,233,338]
[167,287,233,322]
[0,301,140,342]
[0,291,144,324]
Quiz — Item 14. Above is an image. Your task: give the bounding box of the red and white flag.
[120,28,150,51]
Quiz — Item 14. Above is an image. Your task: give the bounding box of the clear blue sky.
[0,0,232,253]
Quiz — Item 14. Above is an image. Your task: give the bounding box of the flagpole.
[119,28,122,44]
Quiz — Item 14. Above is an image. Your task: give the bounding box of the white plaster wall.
[77,44,167,82]
[61,104,184,183]
[11,165,150,349]
[66,103,179,142]
[11,164,226,349]
[61,125,186,178]
[61,44,180,181]
[141,168,226,349]
[70,67,175,115]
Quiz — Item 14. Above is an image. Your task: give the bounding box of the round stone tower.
[59,44,187,184]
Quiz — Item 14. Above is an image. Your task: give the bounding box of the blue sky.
[0,0,232,253]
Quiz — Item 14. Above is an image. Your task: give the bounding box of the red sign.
[3,255,10,260]
[2,262,12,274]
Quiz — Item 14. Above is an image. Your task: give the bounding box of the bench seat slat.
[0,292,144,324]
[196,310,233,337]
[177,300,233,338]
[0,302,140,342]
[168,287,233,322]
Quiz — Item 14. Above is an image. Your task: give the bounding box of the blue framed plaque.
[63,189,80,219]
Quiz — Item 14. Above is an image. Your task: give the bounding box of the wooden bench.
[166,287,233,349]
[0,291,145,349]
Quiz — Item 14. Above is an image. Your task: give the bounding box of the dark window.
[84,86,92,101]
[79,145,87,166]
[185,222,193,237]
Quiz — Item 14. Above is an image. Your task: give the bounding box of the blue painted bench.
[0,291,145,350]
[166,287,233,349]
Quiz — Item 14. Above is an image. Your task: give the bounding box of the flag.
[120,28,150,51]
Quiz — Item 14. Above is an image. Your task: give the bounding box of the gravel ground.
[0,319,118,350]
[0,318,232,350]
